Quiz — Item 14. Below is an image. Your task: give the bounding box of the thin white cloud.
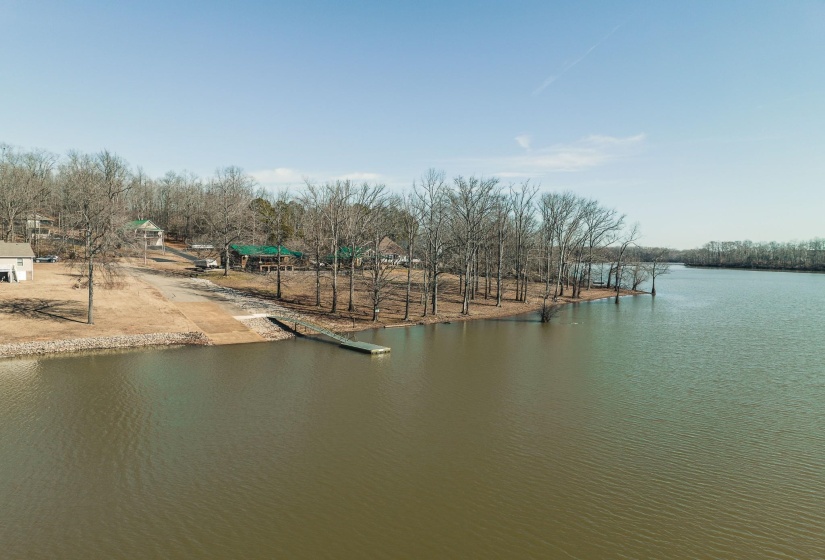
[515,134,532,149]
[532,23,623,96]
[458,133,646,176]
[251,167,383,188]
[251,167,305,185]
[334,172,382,181]
[584,133,646,145]
[495,171,536,179]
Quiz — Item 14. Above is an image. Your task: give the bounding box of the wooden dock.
[268,314,390,355]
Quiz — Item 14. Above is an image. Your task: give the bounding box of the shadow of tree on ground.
[0,298,87,323]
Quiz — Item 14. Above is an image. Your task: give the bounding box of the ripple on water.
[1,267,825,558]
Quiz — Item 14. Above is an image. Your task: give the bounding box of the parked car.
[194,258,219,270]
[34,255,59,263]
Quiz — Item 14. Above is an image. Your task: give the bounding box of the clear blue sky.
[2,0,824,248]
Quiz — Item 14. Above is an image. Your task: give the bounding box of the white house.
[0,242,35,282]
[126,220,164,249]
[23,213,56,239]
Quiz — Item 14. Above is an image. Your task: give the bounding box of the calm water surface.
[2,266,824,558]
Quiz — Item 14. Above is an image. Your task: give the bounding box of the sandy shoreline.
[0,257,640,360]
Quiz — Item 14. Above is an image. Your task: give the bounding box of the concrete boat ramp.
[133,268,389,353]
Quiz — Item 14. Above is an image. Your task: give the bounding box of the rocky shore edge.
[0,332,210,359]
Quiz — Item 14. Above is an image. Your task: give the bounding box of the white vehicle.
[194,258,219,270]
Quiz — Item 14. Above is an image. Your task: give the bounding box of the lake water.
[2,266,824,558]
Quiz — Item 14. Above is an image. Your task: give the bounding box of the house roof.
[27,213,54,222]
[378,236,404,255]
[126,219,163,231]
[230,244,302,257]
[0,242,35,258]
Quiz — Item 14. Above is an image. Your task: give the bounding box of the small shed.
[0,242,35,282]
[126,220,165,249]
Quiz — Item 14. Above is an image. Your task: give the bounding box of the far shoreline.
[683,263,825,274]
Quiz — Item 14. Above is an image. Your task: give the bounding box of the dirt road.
[0,262,268,348]
[131,267,266,345]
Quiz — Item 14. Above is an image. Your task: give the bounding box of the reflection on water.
[1,266,824,558]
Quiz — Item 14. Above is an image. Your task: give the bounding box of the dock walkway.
[268,311,390,355]
[186,280,390,354]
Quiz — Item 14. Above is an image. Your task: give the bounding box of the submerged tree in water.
[540,300,561,323]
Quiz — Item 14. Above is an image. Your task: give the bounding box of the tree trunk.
[473,248,479,300]
[431,271,438,315]
[422,265,430,317]
[331,253,339,313]
[522,252,530,303]
[87,232,95,325]
[348,244,356,312]
[404,243,413,320]
[484,247,490,299]
[496,229,503,307]
[462,250,472,315]
[276,248,282,299]
[223,236,230,276]
[314,244,321,307]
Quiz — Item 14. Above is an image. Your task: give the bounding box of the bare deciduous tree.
[492,194,511,307]
[203,166,255,276]
[61,150,132,324]
[299,184,328,307]
[449,175,498,315]
[510,182,537,303]
[414,169,448,316]
[364,198,396,322]
[0,146,55,243]
[399,190,420,320]
[614,223,641,304]
[646,248,671,296]
[255,188,293,299]
[343,182,385,312]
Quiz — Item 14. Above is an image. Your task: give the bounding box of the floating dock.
[340,340,391,354]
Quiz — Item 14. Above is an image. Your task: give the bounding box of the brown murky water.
[2,266,824,558]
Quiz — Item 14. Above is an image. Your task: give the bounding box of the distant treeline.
[678,239,825,272]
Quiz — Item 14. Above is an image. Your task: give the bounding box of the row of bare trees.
[2,143,650,323]
[286,171,643,321]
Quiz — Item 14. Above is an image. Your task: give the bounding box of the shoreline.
[0,257,643,360]
[0,287,639,360]
[683,263,825,274]
[0,332,210,359]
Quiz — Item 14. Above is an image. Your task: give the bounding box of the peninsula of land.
[0,250,635,359]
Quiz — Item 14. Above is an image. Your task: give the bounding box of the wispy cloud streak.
[532,23,623,96]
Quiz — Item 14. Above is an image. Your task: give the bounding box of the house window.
[17,258,23,266]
